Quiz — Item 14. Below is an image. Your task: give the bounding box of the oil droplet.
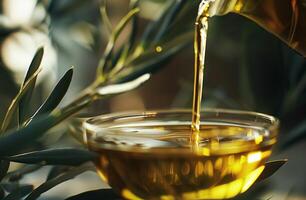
[155,46,163,53]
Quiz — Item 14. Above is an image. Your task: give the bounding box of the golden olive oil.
[88,122,273,200]
[191,0,212,138]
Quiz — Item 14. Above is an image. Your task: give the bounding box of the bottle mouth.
[83,109,279,156]
[207,0,240,16]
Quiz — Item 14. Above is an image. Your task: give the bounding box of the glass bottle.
[208,0,306,57]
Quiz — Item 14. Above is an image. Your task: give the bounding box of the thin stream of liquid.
[191,0,213,141]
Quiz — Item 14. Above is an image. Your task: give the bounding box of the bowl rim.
[82,108,279,155]
[83,108,279,133]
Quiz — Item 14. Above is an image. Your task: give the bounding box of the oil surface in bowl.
[87,122,275,200]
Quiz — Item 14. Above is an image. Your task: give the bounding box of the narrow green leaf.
[152,0,187,45]
[65,189,121,200]
[0,114,57,157]
[1,69,41,133]
[127,0,139,53]
[3,185,33,200]
[108,1,139,77]
[109,46,134,78]
[255,159,287,183]
[97,7,140,76]
[164,1,198,40]
[0,160,9,181]
[25,165,94,200]
[135,0,181,55]
[113,31,192,83]
[136,2,171,53]
[7,148,98,166]
[19,47,44,124]
[112,8,140,44]
[31,68,74,120]
[100,0,112,35]
[0,99,91,157]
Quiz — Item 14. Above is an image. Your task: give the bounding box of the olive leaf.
[255,159,288,183]
[100,0,112,35]
[0,69,42,133]
[127,0,139,53]
[135,0,187,55]
[97,7,140,77]
[152,0,187,45]
[30,68,74,121]
[0,114,58,157]
[0,98,91,157]
[136,1,172,53]
[113,31,193,83]
[24,165,95,200]
[7,148,98,166]
[19,47,44,125]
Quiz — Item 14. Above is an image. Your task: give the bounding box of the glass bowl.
[83,109,278,200]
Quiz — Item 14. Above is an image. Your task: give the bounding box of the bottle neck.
[208,0,240,16]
